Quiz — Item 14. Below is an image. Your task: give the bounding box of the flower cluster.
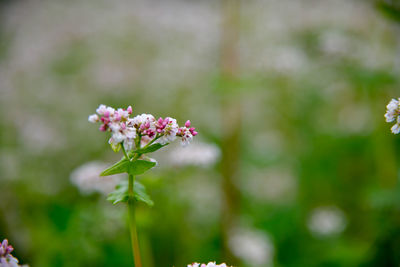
[89,104,197,151]
[0,239,26,267]
[385,98,400,134]
[187,262,230,267]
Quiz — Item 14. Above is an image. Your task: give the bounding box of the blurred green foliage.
[1,0,400,266]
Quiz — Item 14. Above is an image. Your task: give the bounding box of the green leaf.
[133,181,154,206]
[107,181,129,204]
[107,180,154,206]
[127,160,156,176]
[100,159,129,176]
[133,143,168,154]
[101,158,156,177]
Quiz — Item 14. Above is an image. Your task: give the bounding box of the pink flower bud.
[192,131,198,136]
[127,106,133,114]
[5,245,13,254]
[185,120,191,127]
[99,124,107,131]
[147,130,155,138]
[104,110,110,117]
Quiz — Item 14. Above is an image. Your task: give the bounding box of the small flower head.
[0,239,26,267]
[156,117,179,144]
[88,114,99,123]
[187,262,230,267]
[385,98,400,134]
[177,122,198,146]
[127,105,133,114]
[0,240,13,257]
[132,113,156,137]
[89,104,197,152]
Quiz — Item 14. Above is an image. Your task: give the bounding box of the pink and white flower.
[187,262,229,267]
[177,120,198,146]
[88,114,99,123]
[89,104,197,152]
[0,239,26,267]
[156,117,179,144]
[132,114,156,138]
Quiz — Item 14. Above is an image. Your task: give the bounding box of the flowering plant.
[88,104,197,266]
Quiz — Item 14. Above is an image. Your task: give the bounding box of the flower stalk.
[128,174,142,267]
[88,104,198,266]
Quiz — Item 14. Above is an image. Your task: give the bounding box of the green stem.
[139,135,161,150]
[121,144,130,160]
[128,174,142,267]
[143,136,158,148]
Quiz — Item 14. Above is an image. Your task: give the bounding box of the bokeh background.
[1,0,400,266]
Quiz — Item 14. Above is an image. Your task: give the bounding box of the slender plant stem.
[128,174,142,267]
[121,145,130,161]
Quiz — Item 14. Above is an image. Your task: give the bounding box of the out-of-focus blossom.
[16,115,65,153]
[319,31,352,56]
[187,262,230,267]
[385,98,400,134]
[338,103,371,134]
[244,167,297,204]
[228,228,274,267]
[0,239,27,267]
[70,161,124,195]
[168,141,220,167]
[176,174,221,226]
[308,206,347,238]
[273,46,308,74]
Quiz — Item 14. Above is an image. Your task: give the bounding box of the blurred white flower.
[385,98,399,122]
[168,141,220,167]
[319,31,352,56]
[244,167,297,204]
[308,206,347,238]
[70,161,124,195]
[384,98,400,134]
[228,228,274,267]
[16,115,65,153]
[338,103,371,134]
[0,150,19,180]
[176,173,221,227]
[273,47,308,73]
